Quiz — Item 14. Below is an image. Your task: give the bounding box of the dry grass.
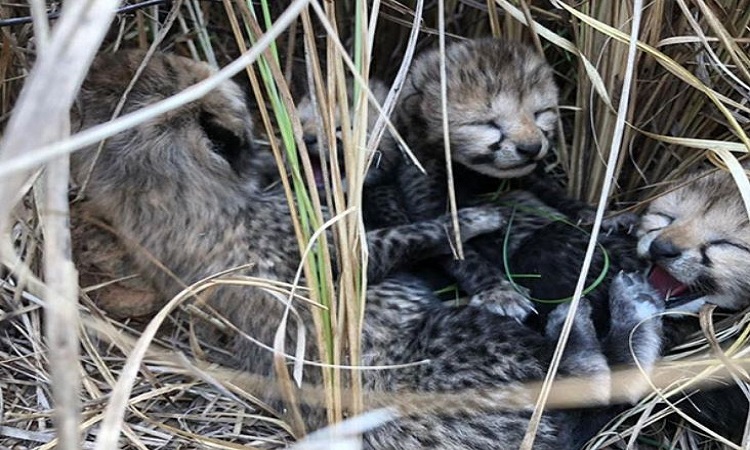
[1,0,749,449]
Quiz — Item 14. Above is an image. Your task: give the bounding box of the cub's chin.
[458,160,538,179]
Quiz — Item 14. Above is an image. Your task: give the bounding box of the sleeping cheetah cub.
[638,166,750,443]
[639,167,750,313]
[394,38,559,318]
[72,51,663,449]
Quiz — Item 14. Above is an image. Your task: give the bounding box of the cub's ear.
[199,111,254,176]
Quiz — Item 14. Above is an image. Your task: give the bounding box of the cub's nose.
[516,142,544,159]
[303,134,317,147]
[649,238,682,260]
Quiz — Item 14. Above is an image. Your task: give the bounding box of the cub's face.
[398,38,559,178]
[74,51,256,189]
[296,78,400,189]
[638,170,750,312]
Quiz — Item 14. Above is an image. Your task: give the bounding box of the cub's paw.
[545,300,595,340]
[609,271,665,322]
[576,209,639,235]
[469,283,535,320]
[602,212,640,235]
[452,206,506,240]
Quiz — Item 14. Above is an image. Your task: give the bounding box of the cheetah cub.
[296,78,400,190]
[637,166,750,443]
[393,37,559,318]
[639,167,750,313]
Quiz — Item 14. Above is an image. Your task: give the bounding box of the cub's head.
[72,51,257,213]
[296,78,400,190]
[638,169,750,312]
[397,38,558,178]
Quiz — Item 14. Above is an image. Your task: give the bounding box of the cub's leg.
[447,246,535,319]
[398,161,535,319]
[604,271,664,401]
[365,205,505,283]
[565,272,665,449]
[545,299,611,405]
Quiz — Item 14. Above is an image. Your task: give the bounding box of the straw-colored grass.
[1,0,749,449]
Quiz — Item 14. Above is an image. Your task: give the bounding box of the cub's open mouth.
[300,147,345,192]
[307,154,327,190]
[647,265,705,307]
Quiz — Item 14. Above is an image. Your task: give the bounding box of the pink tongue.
[309,157,325,189]
[648,265,688,298]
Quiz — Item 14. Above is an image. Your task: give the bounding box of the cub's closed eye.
[466,121,503,133]
[651,212,675,223]
[465,120,499,128]
[640,211,675,233]
[708,239,750,253]
[534,107,555,118]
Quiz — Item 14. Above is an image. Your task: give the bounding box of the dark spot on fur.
[521,63,548,97]
[702,195,722,215]
[694,274,718,294]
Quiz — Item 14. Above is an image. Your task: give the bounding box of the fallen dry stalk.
[42,128,82,450]
[521,1,644,448]
[84,311,750,429]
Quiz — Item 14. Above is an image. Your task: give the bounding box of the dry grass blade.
[522,0,644,447]
[0,0,120,297]
[713,149,750,218]
[0,0,119,212]
[41,134,81,450]
[91,268,311,450]
[552,0,750,152]
[366,0,422,154]
[437,0,464,259]
[0,2,121,450]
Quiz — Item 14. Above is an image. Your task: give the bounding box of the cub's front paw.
[469,283,535,320]
[452,206,506,240]
[609,271,665,321]
[601,212,640,234]
[575,209,639,235]
[545,299,594,339]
